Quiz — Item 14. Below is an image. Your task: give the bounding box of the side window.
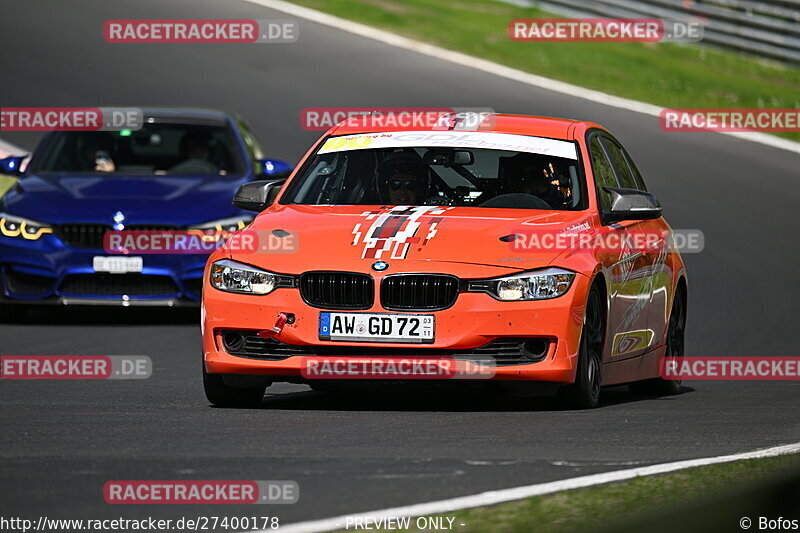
[588,136,616,211]
[601,138,641,191]
[236,119,265,161]
[622,148,647,191]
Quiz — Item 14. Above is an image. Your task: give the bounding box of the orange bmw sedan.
[201,114,687,409]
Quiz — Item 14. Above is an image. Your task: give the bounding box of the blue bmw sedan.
[0,108,291,309]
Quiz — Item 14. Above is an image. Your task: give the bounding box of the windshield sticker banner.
[318,131,578,160]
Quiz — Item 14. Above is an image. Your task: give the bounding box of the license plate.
[92,256,143,274]
[319,312,434,343]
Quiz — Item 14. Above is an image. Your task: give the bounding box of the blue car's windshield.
[28,124,246,176]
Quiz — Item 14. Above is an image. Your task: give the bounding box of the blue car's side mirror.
[0,156,27,176]
[255,158,293,180]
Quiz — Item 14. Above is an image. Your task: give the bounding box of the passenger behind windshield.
[505,153,571,210]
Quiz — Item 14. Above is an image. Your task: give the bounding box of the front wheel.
[559,283,605,409]
[202,360,266,408]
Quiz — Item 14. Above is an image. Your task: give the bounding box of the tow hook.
[257,312,294,339]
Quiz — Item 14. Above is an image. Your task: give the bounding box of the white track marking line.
[260,442,800,533]
[0,138,28,158]
[242,0,800,156]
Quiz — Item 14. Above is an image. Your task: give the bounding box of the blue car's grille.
[55,224,178,249]
[55,224,109,249]
[58,274,178,296]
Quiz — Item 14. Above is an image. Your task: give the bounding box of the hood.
[229,204,598,274]
[2,173,247,226]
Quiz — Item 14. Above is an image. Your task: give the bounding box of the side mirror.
[255,158,293,180]
[0,156,27,176]
[603,186,662,222]
[233,179,285,212]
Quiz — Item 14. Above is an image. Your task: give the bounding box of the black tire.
[202,362,266,408]
[0,303,34,323]
[0,303,13,323]
[629,286,687,396]
[559,283,605,409]
[309,382,347,393]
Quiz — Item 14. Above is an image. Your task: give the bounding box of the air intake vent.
[381,274,459,311]
[59,274,178,296]
[55,224,110,249]
[299,271,373,309]
[56,224,177,249]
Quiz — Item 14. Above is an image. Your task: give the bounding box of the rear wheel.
[202,361,266,408]
[629,287,686,396]
[559,283,605,409]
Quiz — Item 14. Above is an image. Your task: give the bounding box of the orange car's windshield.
[282,145,585,210]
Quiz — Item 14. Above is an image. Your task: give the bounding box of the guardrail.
[514,0,800,64]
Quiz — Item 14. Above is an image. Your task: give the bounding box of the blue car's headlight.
[467,268,576,301]
[0,212,54,240]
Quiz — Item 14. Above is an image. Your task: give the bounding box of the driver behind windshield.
[168,131,219,174]
[76,132,117,173]
[376,156,430,205]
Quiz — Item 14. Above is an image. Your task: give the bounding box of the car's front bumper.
[0,234,206,306]
[202,271,592,383]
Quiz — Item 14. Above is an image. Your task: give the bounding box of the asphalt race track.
[1,0,799,527]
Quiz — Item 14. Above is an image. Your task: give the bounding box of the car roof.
[328,113,603,141]
[138,107,233,126]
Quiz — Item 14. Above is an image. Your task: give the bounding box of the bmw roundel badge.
[371,261,389,272]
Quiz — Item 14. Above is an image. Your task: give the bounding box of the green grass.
[343,454,800,533]
[290,0,800,141]
[0,176,17,198]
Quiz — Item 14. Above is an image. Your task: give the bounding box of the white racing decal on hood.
[351,205,453,260]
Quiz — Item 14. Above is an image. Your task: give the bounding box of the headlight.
[0,212,53,240]
[468,268,576,301]
[210,259,294,295]
[189,216,253,233]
